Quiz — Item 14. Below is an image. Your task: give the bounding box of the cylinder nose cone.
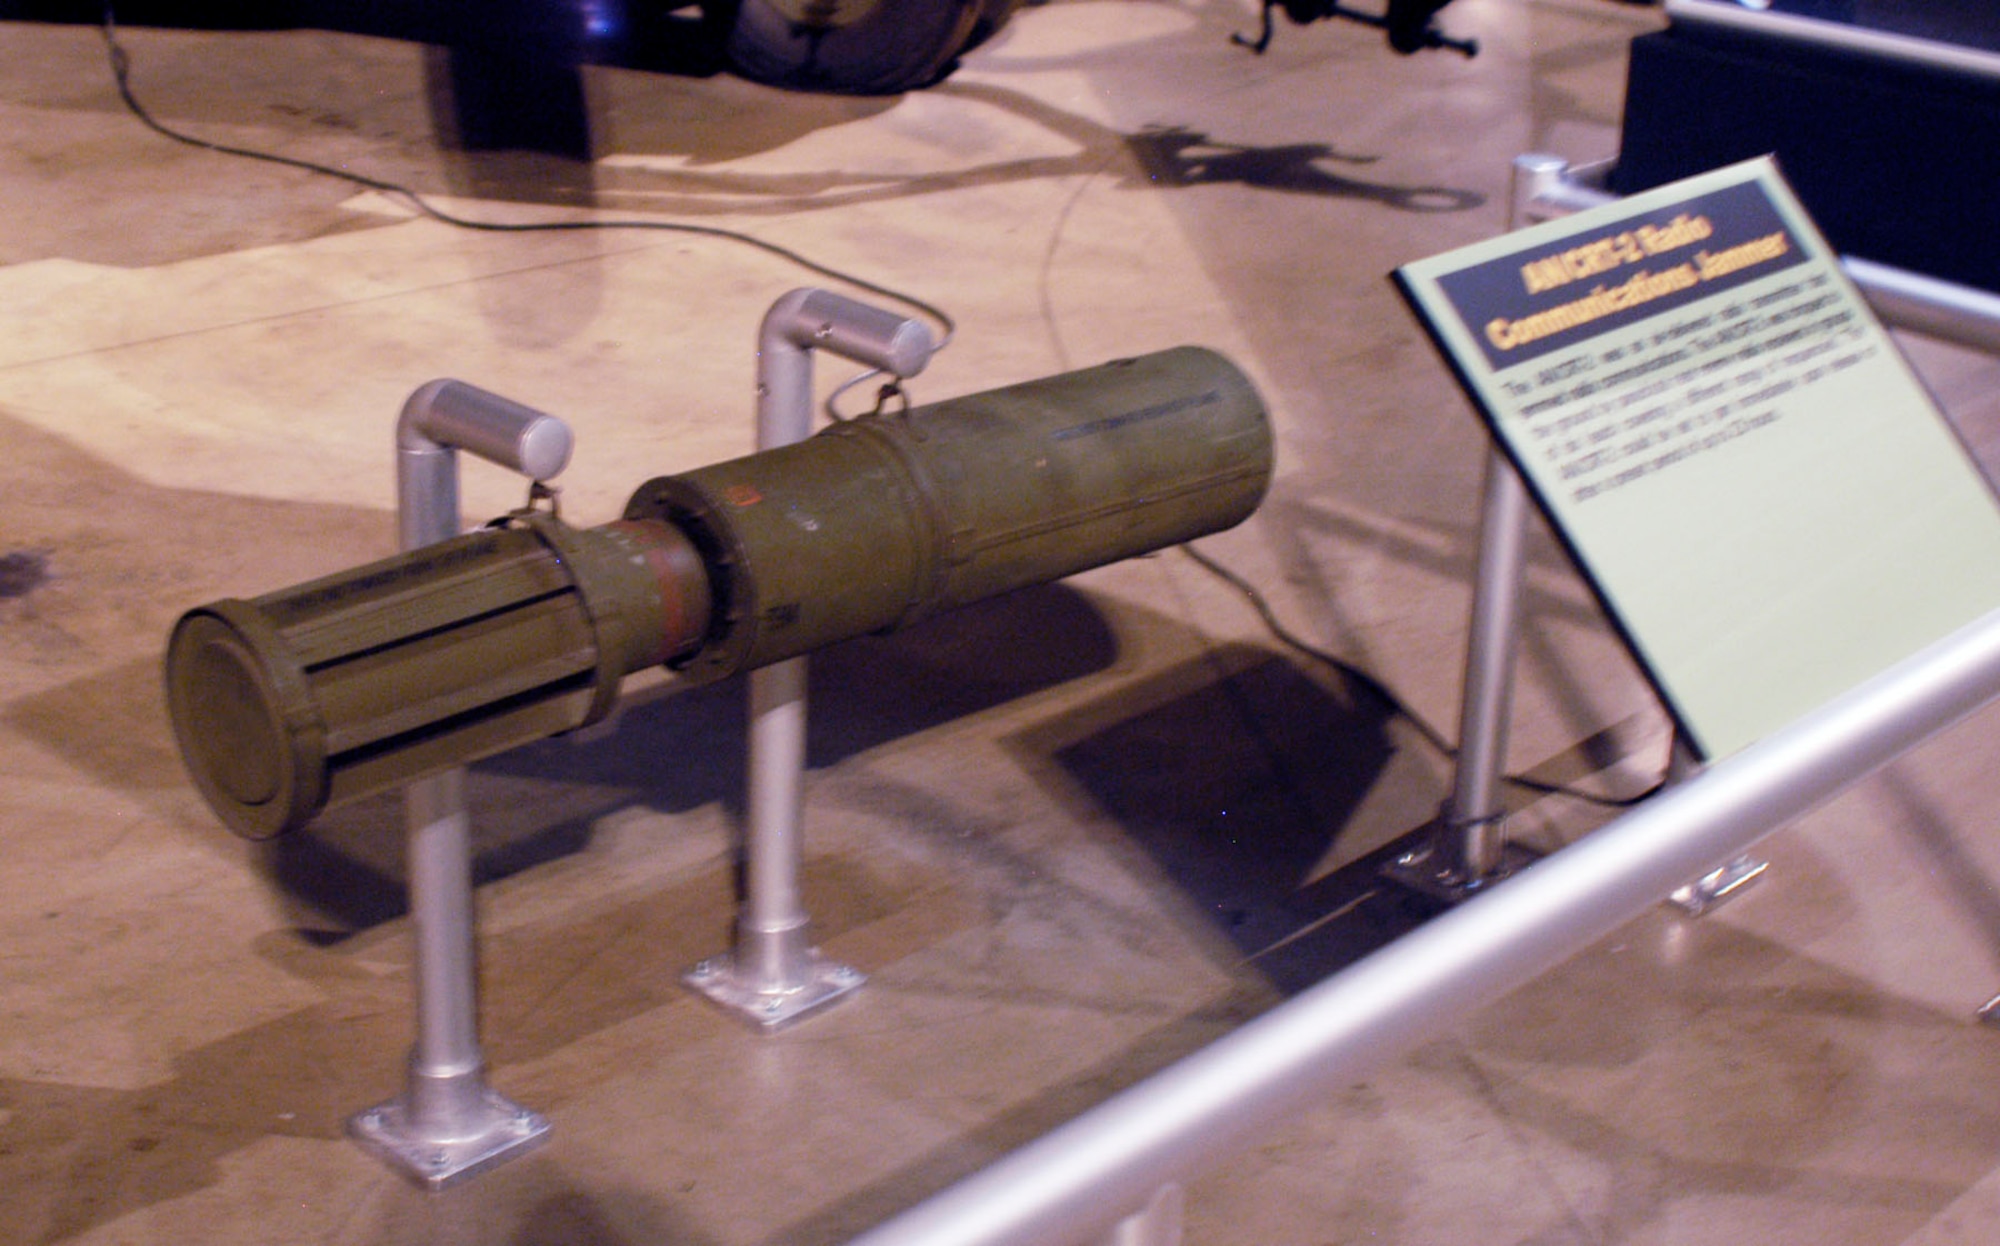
[164,605,324,839]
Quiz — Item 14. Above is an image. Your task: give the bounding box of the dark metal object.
[1617,0,2000,293]
[1234,0,1476,58]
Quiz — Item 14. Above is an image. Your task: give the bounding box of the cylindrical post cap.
[400,379,575,481]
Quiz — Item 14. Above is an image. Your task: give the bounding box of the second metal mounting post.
[684,288,938,1030]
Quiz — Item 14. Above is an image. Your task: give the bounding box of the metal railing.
[845,596,2000,1246]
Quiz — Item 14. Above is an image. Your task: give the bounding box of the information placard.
[1395,157,2000,760]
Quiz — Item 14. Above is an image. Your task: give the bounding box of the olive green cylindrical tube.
[164,346,1272,839]
[625,345,1273,682]
[165,513,710,839]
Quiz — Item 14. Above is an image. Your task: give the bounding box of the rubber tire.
[961,0,1027,55]
[715,0,986,94]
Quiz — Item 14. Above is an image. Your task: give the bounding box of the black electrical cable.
[98,10,956,352]
[1177,543,1667,810]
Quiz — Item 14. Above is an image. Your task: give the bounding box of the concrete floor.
[7,1,2000,1242]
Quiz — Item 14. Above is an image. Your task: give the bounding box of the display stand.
[1392,154,2000,908]
[683,288,937,1030]
[346,380,572,1187]
[1383,154,1707,902]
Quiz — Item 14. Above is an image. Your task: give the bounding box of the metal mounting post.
[1385,154,1611,902]
[1383,444,1540,900]
[347,380,572,1186]
[685,288,936,1030]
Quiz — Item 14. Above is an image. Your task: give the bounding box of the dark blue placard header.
[1433,178,1810,372]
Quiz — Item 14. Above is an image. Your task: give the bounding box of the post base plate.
[685,950,865,1032]
[348,1086,549,1189]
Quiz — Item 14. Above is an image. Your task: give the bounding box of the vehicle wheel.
[712,0,986,94]
[960,0,1027,55]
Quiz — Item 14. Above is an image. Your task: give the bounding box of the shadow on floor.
[773,899,2000,1245]
[1125,124,1484,212]
[265,589,1452,990]
[1010,641,1448,994]
[2,981,724,1244]
[267,580,1124,934]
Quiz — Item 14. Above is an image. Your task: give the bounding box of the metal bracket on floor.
[1975,995,2000,1029]
[1382,810,1541,905]
[1101,1183,1184,1246]
[345,379,572,1186]
[687,945,867,1031]
[1665,855,1770,917]
[682,288,935,1031]
[1659,733,1767,917]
